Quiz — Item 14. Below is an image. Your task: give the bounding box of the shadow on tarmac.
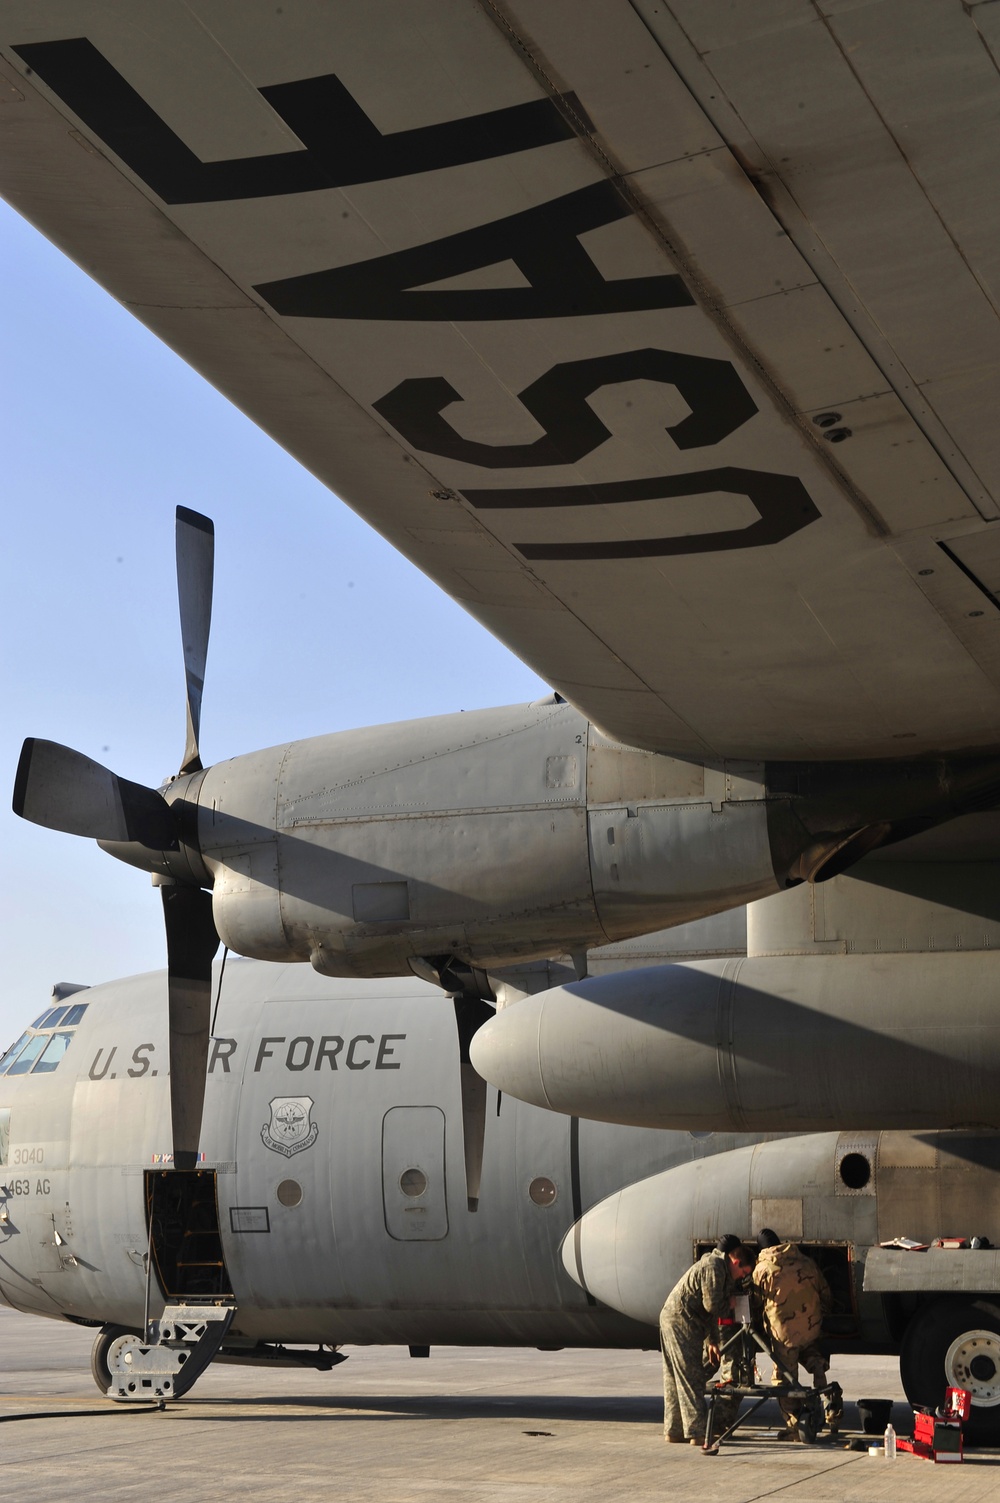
[175,1392,663,1424]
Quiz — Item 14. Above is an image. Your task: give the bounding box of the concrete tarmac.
[1,1305,998,1501]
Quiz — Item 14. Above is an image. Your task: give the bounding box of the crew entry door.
[146,1169,234,1301]
[382,1106,448,1240]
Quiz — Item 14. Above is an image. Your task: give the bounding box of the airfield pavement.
[1,1304,999,1500]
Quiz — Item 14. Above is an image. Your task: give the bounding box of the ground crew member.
[660,1234,753,1445]
[752,1229,841,1436]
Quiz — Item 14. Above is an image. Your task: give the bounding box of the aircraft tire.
[899,1298,1000,1444]
[91,1325,136,1395]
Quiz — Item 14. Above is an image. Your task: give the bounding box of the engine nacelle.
[101,696,1000,980]
[189,701,787,976]
[471,951,1000,1130]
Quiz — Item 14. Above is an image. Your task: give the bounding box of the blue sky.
[0,198,545,1047]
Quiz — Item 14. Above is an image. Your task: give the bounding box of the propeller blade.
[453,996,496,1212]
[162,883,220,1172]
[459,1060,488,1213]
[13,738,175,848]
[176,506,214,777]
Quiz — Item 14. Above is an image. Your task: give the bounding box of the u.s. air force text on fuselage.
[86,1033,408,1082]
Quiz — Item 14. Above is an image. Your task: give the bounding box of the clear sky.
[0,198,546,1048]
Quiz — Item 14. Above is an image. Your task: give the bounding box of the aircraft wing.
[3,1,1000,761]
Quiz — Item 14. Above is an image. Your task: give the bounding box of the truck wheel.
[91,1325,139,1395]
[899,1299,1000,1444]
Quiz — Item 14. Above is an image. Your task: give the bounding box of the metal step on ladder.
[106,1303,235,1402]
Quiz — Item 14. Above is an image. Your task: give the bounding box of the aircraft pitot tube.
[470,951,1000,1132]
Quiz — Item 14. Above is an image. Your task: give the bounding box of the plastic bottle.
[883,1423,896,1459]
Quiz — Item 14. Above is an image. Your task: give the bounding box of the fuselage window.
[528,1176,558,1206]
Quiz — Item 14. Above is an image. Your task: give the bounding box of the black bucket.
[857,1398,893,1435]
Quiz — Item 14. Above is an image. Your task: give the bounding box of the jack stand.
[703,1320,838,1453]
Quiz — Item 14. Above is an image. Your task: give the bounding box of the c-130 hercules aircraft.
[5,953,1000,1441]
[6,0,1000,1437]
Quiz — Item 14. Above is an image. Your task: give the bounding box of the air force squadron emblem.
[261,1096,318,1157]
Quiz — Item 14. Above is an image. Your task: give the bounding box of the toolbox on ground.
[897,1388,970,1463]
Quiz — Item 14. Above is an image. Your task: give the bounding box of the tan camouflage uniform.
[752,1242,840,1429]
[659,1249,738,1442]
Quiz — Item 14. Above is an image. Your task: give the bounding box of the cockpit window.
[7,1035,51,1075]
[33,1032,74,1074]
[0,1002,89,1076]
[0,1033,30,1073]
[31,1007,67,1029]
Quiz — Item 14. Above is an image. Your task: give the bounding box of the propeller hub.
[98,769,211,886]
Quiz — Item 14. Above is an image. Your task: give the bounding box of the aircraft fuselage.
[0,961,721,1347]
